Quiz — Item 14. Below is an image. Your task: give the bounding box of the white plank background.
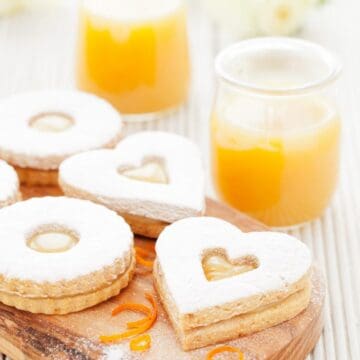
[0,1,359,359]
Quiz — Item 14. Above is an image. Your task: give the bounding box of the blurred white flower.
[201,0,326,37]
[0,0,23,16]
[255,0,309,36]
[0,0,73,16]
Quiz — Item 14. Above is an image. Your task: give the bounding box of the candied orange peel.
[99,292,157,345]
[130,334,151,352]
[207,345,244,360]
[135,246,155,268]
[111,302,152,317]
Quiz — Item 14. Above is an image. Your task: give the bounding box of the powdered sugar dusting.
[0,160,19,204]
[0,90,123,170]
[156,217,312,313]
[102,344,133,360]
[59,131,205,223]
[0,197,133,282]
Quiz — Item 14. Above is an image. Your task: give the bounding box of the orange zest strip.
[136,254,154,268]
[99,293,158,345]
[111,303,152,317]
[135,247,154,268]
[144,292,157,326]
[135,246,154,257]
[127,316,151,329]
[206,346,244,360]
[100,328,141,343]
[100,319,154,343]
[130,334,151,352]
[112,302,152,329]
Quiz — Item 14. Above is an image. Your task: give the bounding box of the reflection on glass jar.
[76,0,190,121]
[211,38,342,228]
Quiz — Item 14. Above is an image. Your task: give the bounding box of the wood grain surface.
[0,187,325,360]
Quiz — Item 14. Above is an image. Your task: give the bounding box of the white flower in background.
[0,0,23,16]
[255,0,309,36]
[0,0,72,16]
[201,0,326,37]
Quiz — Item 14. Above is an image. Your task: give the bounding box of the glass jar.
[211,38,342,228]
[76,0,190,121]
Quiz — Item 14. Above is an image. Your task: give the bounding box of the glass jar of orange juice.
[211,38,342,228]
[76,0,190,121]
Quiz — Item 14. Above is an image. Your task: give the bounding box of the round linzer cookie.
[0,160,21,208]
[153,217,312,351]
[0,197,134,314]
[0,90,123,186]
[59,131,206,238]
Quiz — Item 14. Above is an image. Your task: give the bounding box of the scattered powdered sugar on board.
[74,337,134,360]
[102,344,133,360]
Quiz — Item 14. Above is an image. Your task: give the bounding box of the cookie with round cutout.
[0,90,123,186]
[0,197,134,314]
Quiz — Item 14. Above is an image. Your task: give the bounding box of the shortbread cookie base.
[0,249,134,299]
[154,260,311,330]
[0,191,21,209]
[15,166,58,186]
[121,212,169,238]
[154,263,311,351]
[0,257,135,315]
[60,181,195,238]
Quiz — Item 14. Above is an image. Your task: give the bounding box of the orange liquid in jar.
[211,98,341,227]
[77,0,190,115]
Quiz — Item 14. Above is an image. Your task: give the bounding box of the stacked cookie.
[0,90,123,186]
[59,131,206,238]
[0,197,134,314]
[153,217,312,350]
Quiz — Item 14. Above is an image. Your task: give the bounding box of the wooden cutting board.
[0,187,325,360]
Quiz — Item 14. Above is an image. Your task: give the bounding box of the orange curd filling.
[211,98,341,227]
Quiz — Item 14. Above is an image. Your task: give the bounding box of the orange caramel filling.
[120,160,169,184]
[203,253,259,281]
[29,112,74,133]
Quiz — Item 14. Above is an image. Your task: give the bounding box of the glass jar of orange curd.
[76,0,190,121]
[211,38,342,228]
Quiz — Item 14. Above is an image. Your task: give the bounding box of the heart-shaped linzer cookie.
[153,217,312,350]
[59,132,205,238]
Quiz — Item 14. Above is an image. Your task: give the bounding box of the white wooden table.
[0,1,359,359]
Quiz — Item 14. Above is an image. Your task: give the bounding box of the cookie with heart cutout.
[59,131,206,238]
[0,197,134,314]
[0,90,123,186]
[153,217,312,351]
[0,160,21,208]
